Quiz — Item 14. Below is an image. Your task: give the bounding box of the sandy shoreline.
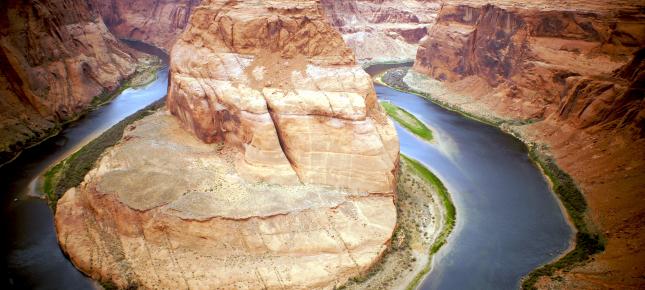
[343,156,447,290]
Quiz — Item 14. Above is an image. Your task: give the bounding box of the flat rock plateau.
[56,111,396,289]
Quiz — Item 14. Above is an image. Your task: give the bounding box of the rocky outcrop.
[168,0,399,193]
[0,0,139,165]
[555,48,645,135]
[410,1,645,288]
[92,0,200,51]
[321,0,440,63]
[56,1,399,288]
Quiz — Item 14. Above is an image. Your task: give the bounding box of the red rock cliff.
[414,1,644,122]
[92,0,201,51]
[409,1,645,288]
[0,0,139,164]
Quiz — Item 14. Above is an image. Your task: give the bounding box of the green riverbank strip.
[43,57,163,206]
[522,148,604,289]
[381,102,433,142]
[401,154,456,290]
[42,98,166,210]
[376,67,506,127]
[372,64,604,289]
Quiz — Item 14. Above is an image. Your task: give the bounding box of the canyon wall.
[414,1,644,124]
[92,0,201,52]
[0,0,139,164]
[321,0,441,63]
[56,1,399,288]
[410,1,645,288]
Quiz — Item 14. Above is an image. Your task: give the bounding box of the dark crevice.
[263,98,303,183]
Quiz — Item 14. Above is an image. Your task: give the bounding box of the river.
[1,60,571,289]
[367,64,572,289]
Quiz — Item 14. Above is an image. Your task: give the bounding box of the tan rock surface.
[409,1,645,288]
[0,0,139,164]
[56,111,397,289]
[321,0,441,64]
[167,0,399,194]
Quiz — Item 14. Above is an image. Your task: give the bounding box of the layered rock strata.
[0,0,139,164]
[409,1,645,288]
[168,0,399,193]
[92,0,201,52]
[414,1,644,123]
[321,0,441,63]
[56,0,399,288]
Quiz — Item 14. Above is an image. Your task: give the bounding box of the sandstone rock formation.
[92,0,200,52]
[168,0,399,193]
[0,0,139,165]
[409,1,645,288]
[321,0,440,64]
[56,111,397,289]
[56,1,399,288]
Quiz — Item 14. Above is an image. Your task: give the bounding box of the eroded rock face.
[414,1,645,123]
[56,1,399,288]
[555,50,645,133]
[410,1,645,288]
[321,0,440,63]
[92,0,201,51]
[0,0,138,164]
[168,0,399,194]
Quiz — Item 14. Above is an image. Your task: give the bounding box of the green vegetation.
[41,98,166,210]
[361,59,414,70]
[400,154,456,290]
[42,57,163,209]
[381,101,433,142]
[522,148,605,289]
[338,153,455,290]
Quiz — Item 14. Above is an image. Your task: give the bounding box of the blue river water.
[373,79,572,289]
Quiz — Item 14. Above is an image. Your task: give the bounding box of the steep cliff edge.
[55,1,399,288]
[0,0,139,165]
[408,1,645,288]
[321,0,440,64]
[92,0,200,52]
